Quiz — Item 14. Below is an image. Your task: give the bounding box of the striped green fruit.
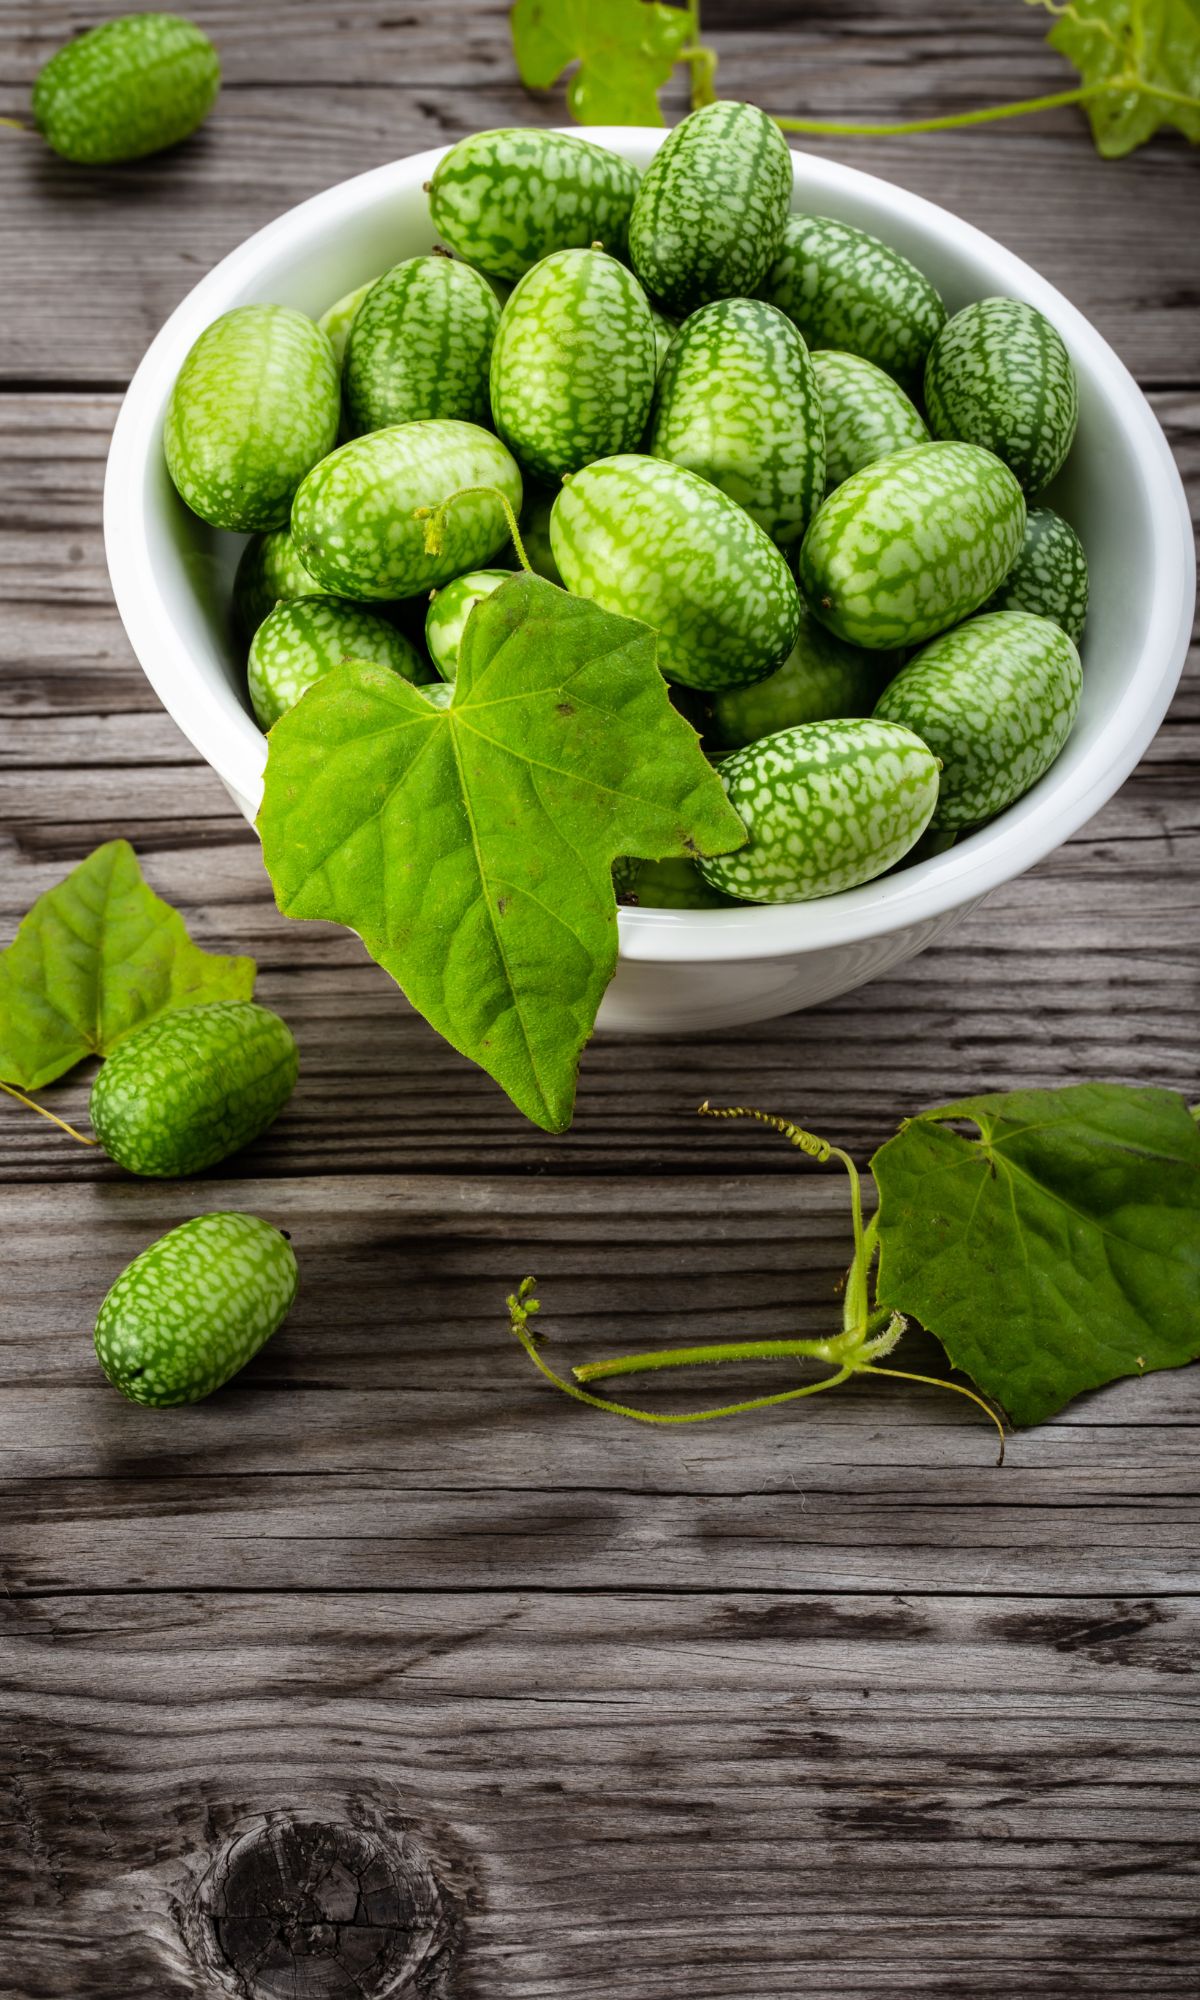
[982,506,1089,643]
[32,12,219,164]
[550,454,801,691]
[232,528,324,640]
[629,101,793,316]
[699,719,939,904]
[248,596,430,729]
[318,279,379,369]
[798,441,1026,651]
[429,128,641,280]
[761,214,946,390]
[345,256,500,436]
[490,248,656,482]
[94,1212,297,1407]
[705,600,889,751]
[519,486,562,585]
[89,1001,299,1178]
[291,419,522,600]
[647,298,824,547]
[812,350,929,492]
[650,307,677,375]
[924,297,1079,493]
[165,305,339,533]
[425,568,510,679]
[874,609,1082,829]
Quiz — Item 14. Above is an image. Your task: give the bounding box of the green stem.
[859,1363,1007,1464]
[772,83,1108,138]
[414,485,532,573]
[575,1334,856,1382]
[0,1079,99,1147]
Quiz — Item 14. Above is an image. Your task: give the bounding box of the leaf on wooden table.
[1036,0,1200,156]
[511,0,694,124]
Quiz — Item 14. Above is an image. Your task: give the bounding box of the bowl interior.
[107,132,1194,963]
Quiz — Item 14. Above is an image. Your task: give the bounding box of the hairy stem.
[575,1334,856,1382]
[859,1362,1008,1464]
[0,1080,100,1147]
[414,485,532,573]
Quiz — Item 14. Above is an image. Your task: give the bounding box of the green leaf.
[510,0,694,124]
[872,1083,1200,1426]
[0,840,256,1091]
[257,573,745,1133]
[1034,0,1200,156]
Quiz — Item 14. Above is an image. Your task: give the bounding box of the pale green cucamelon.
[812,349,929,492]
[428,128,641,280]
[647,297,825,548]
[426,568,510,679]
[874,609,1082,828]
[33,12,220,164]
[705,600,889,751]
[344,256,500,435]
[489,247,657,481]
[165,305,339,532]
[699,719,940,903]
[629,101,794,316]
[798,441,1026,651]
[550,454,801,691]
[924,297,1079,492]
[248,596,430,729]
[94,1212,298,1407]
[761,214,946,390]
[982,506,1088,643]
[291,419,522,600]
[233,528,324,640]
[318,280,378,369]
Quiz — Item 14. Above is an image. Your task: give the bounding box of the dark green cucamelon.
[982,506,1089,642]
[629,101,794,316]
[248,596,430,729]
[344,256,500,435]
[924,297,1079,492]
[233,528,324,640]
[490,248,657,481]
[705,600,889,751]
[89,1000,298,1177]
[428,128,641,280]
[32,13,220,164]
[165,305,340,532]
[811,349,929,491]
[615,856,734,909]
[647,297,825,547]
[94,1212,298,1406]
[425,568,510,679]
[518,486,562,585]
[761,214,946,389]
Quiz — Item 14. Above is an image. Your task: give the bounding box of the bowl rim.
[104,127,1195,967]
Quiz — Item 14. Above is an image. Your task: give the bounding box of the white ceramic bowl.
[105,131,1194,1033]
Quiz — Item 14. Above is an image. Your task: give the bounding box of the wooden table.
[2,5,1197,1994]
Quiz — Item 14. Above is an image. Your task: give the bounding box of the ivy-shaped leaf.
[0,840,256,1091]
[258,574,745,1133]
[1036,0,1200,156]
[511,0,694,125]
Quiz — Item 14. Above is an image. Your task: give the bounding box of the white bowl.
[105,131,1194,1034]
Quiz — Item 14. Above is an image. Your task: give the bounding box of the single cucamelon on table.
[647,297,825,548]
[428,127,641,280]
[982,505,1089,642]
[924,297,1079,492]
[426,568,511,679]
[89,1000,299,1177]
[232,527,324,639]
[761,214,946,390]
[699,718,940,903]
[874,609,1083,829]
[705,599,889,751]
[32,12,220,164]
[489,247,657,482]
[165,305,340,532]
[94,1212,298,1407]
[344,256,500,436]
[798,440,1026,651]
[812,349,929,492]
[291,418,522,600]
[629,100,794,316]
[550,453,801,691]
[248,595,430,729]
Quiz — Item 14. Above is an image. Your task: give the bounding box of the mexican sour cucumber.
[629,101,793,315]
[344,256,500,435]
[429,128,641,279]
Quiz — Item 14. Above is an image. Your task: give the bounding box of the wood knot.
[190,1811,451,1998]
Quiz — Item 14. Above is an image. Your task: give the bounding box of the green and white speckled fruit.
[429,128,641,280]
[318,279,378,369]
[982,506,1089,643]
[925,297,1078,493]
[705,599,888,751]
[629,101,793,316]
[425,568,510,679]
[798,441,1026,651]
[812,350,929,492]
[32,13,219,164]
[89,1001,299,1178]
[874,609,1082,829]
[615,855,734,909]
[345,256,500,436]
[650,307,677,375]
[518,486,562,584]
[248,595,429,729]
[761,214,946,390]
[94,1212,297,1407]
[699,718,939,904]
[165,306,339,533]
[647,298,825,548]
[551,454,801,691]
[232,528,324,640]
[490,248,656,482]
[291,419,522,600]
